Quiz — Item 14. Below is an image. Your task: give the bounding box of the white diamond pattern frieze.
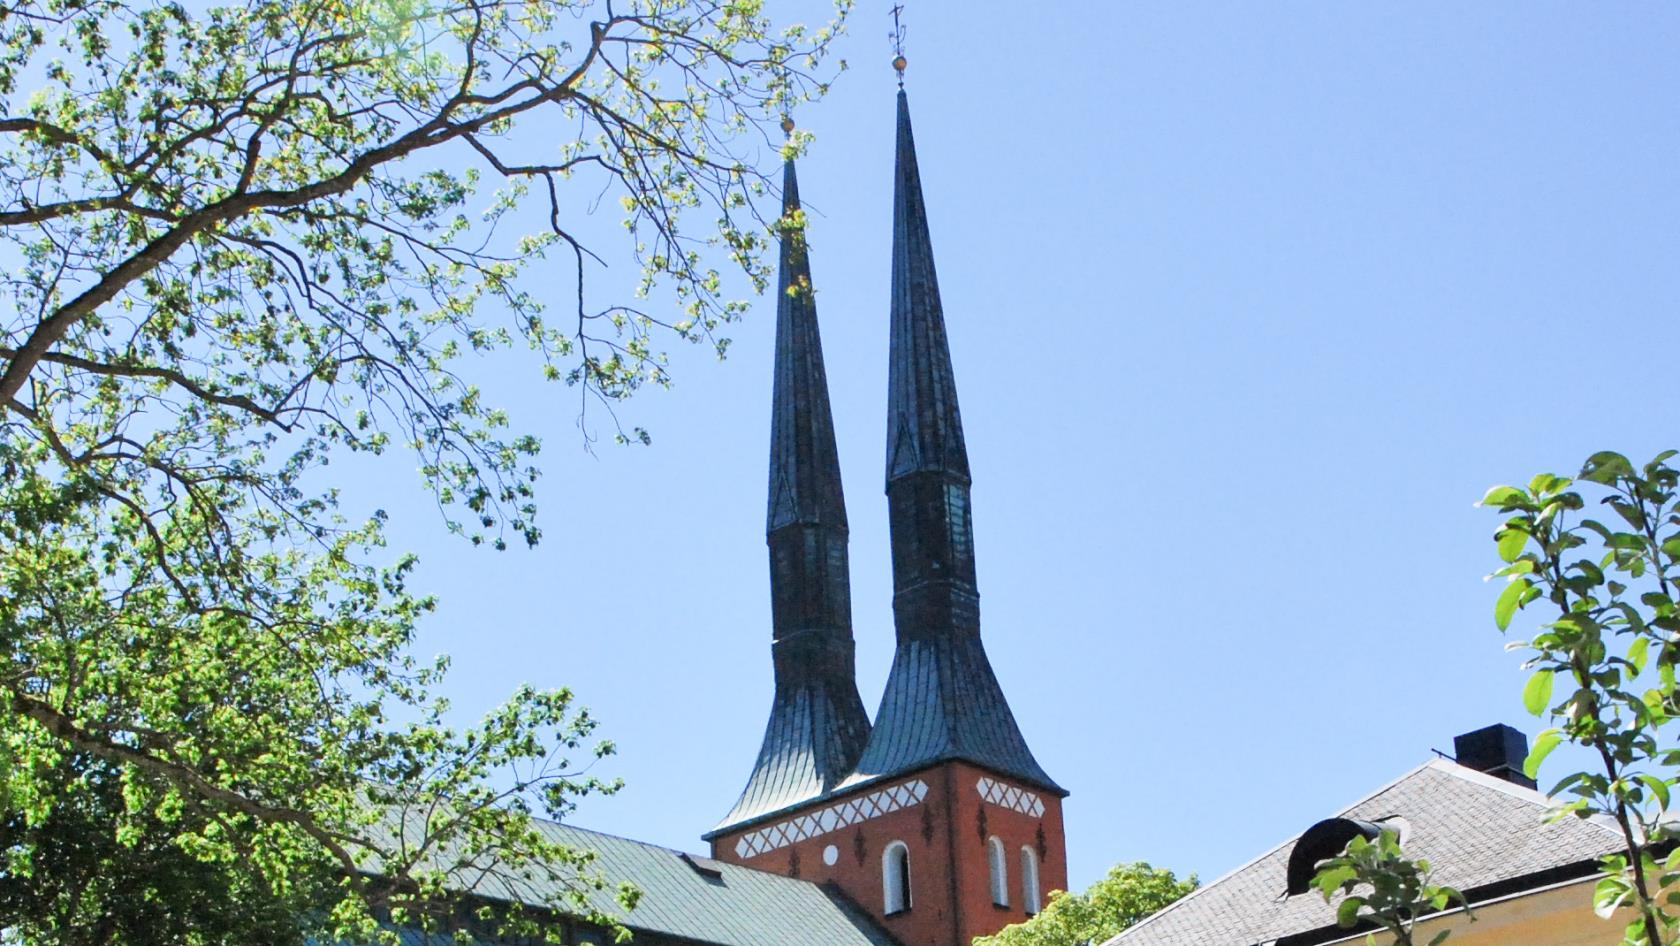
[733,779,930,859]
[976,776,1045,818]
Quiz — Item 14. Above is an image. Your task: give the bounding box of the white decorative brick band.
[734,779,930,859]
[976,776,1045,817]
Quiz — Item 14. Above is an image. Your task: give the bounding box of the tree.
[973,862,1197,946]
[0,0,847,941]
[1315,449,1680,946]
[1486,450,1680,946]
[0,756,320,944]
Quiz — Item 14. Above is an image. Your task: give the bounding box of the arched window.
[987,836,1009,907]
[883,841,912,914]
[1021,846,1042,914]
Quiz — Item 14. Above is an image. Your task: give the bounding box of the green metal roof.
[401,817,899,946]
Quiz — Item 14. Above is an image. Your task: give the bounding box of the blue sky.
[351,3,1680,891]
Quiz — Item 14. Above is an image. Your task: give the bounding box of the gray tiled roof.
[470,820,898,946]
[1106,760,1621,946]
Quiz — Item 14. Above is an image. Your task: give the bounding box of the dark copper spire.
[710,157,874,835]
[848,91,1063,795]
[766,159,848,535]
[884,93,969,488]
[884,88,974,626]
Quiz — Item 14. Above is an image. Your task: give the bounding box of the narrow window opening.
[1021,846,1041,914]
[883,841,912,915]
[987,836,1009,908]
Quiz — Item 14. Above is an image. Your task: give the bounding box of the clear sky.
[344,2,1680,893]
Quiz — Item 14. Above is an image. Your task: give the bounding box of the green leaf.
[1496,578,1533,631]
[1479,485,1524,508]
[1525,728,1563,779]
[1608,499,1646,530]
[1629,637,1652,676]
[1606,532,1645,552]
[1496,527,1528,564]
[1640,774,1670,811]
[1523,670,1555,716]
[1644,689,1666,719]
[1582,451,1634,485]
[1493,559,1536,578]
[1335,896,1364,929]
[1315,865,1357,891]
[1594,874,1632,919]
[1572,559,1606,586]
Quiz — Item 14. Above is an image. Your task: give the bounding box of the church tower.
[708,91,1067,946]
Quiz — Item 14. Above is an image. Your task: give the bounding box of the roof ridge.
[527,814,698,856]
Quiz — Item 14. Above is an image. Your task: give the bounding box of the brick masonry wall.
[710,761,1068,946]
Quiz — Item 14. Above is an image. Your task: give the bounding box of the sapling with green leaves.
[1484,450,1680,946]
[1310,829,1466,946]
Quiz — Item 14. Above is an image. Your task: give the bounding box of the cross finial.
[889,4,907,88]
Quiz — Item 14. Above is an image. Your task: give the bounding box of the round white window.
[822,844,840,866]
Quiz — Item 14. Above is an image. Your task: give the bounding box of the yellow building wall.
[1324,879,1624,946]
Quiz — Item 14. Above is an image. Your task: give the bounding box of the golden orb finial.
[888,4,908,86]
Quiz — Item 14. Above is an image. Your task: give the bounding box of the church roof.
[1104,759,1621,946]
[842,634,1063,796]
[396,818,901,946]
[709,680,873,835]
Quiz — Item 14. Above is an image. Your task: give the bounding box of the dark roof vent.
[678,852,726,882]
[1453,723,1537,789]
[1283,818,1390,896]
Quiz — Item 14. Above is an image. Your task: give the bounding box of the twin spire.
[714,157,874,831]
[711,89,1061,838]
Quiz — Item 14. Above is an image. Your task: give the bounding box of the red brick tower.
[706,93,1068,946]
